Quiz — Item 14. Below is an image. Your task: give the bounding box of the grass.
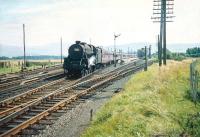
[0,60,61,74]
[0,67,21,74]
[0,65,44,74]
[82,60,200,137]
[194,59,200,72]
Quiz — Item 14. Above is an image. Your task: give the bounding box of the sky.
[0,0,200,56]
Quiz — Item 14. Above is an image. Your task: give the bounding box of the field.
[0,59,61,74]
[82,60,200,137]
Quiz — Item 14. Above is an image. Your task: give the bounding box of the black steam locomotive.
[63,41,103,77]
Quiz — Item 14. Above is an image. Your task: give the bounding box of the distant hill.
[106,43,199,53]
[0,43,69,57]
[0,42,199,57]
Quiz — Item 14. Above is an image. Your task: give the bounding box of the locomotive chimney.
[76,41,81,44]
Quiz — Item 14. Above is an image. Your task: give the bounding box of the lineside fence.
[190,60,200,103]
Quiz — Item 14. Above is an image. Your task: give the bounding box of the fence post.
[190,61,199,104]
[90,109,93,121]
[144,46,147,71]
[190,62,195,102]
[193,70,197,104]
[195,70,199,104]
[190,63,193,88]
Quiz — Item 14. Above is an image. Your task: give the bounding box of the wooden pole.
[158,35,161,66]
[149,45,151,59]
[159,0,164,66]
[61,37,63,64]
[163,0,167,65]
[90,109,93,121]
[23,24,26,69]
[120,49,123,65]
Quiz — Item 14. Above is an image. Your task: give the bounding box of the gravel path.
[34,74,133,137]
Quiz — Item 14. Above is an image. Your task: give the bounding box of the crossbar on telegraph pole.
[151,0,175,66]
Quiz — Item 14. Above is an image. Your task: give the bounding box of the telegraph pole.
[60,37,63,64]
[159,0,163,66]
[149,45,152,58]
[120,49,123,65]
[151,0,175,66]
[163,0,167,65]
[23,24,26,70]
[158,35,162,66]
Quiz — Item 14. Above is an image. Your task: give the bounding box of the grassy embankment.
[0,60,60,74]
[82,60,200,137]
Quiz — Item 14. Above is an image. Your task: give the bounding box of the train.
[63,41,116,77]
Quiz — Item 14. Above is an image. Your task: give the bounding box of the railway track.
[0,65,106,119]
[0,68,64,93]
[0,64,62,85]
[0,73,64,102]
[0,59,138,101]
[0,60,150,137]
[0,74,6,79]
[0,60,120,101]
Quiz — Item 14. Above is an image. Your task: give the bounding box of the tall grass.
[0,60,60,74]
[0,67,21,74]
[82,60,200,137]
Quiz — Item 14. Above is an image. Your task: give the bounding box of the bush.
[184,113,200,136]
[167,53,186,61]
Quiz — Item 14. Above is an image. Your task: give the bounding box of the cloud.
[7,5,53,15]
[0,0,199,51]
